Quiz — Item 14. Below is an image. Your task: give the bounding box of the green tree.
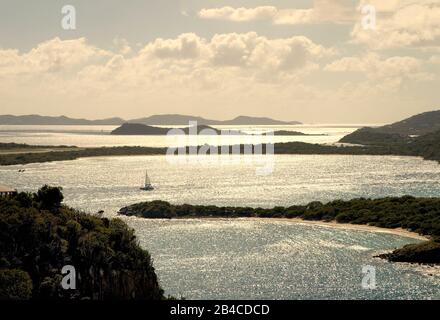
[34,185,64,210]
[0,269,33,300]
[14,192,33,208]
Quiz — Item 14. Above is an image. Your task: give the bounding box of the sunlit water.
[1,154,440,299]
[1,124,439,299]
[0,124,363,147]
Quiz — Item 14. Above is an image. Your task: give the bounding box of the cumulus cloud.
[0,37,110,76]
[352,1,440,49]
[324,53,434,90]
[198,6,278,22]
[0,32,437,121]
[140,33,206,60]
[199,1,357,25]
[0,33,332,99]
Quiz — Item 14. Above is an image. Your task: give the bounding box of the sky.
[0,0,439,123]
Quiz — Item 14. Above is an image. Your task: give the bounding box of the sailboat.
[140,170,154,191]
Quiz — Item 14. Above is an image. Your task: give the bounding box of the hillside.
[339,127,409,146]
[340,110,440,145]
[0,186,164,300]
[378,110,440,136]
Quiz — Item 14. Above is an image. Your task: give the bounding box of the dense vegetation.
[339,127,409,146]
[377,241,440,264]
[0,144,167,166]
[0,142,409,166]
[339,110,440,164]
[0,186,164,300]
[119,197,440,264]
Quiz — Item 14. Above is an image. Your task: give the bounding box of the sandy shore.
[124,215,429,241]
[244,217,428,240]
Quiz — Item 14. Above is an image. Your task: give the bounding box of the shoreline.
[252,217,429,240]
[161,216,429,241]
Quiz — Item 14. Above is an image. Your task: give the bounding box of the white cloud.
[198,6,278,22]
[352,2,440,49]
[0,33,331,99]
[325,53,433,91]
[140,33,206,60]
[429,55,440,64]
[113,37,132,55]
[0,32,437,122]
[199,1,357,25]
[0,37,109,76]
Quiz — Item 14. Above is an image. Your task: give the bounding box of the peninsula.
[117,197,440,265]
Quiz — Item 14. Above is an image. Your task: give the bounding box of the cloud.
[0,33,332,100]
[140,33,206,60]
[199,1,357,25]
[122,32,332,84]
[325,53,433,90]
[198,6,278,22]
[352,2,440,49]
[430,55,440,64]
[0,32,437,122]
[113,37,132,55]
[0,37,110,76]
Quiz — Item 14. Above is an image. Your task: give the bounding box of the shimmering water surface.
[0,125,439,299]
[133,218,439,300]
[1,154,440,299]
[0,124,362,147]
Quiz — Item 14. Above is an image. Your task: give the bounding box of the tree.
[0,269,33,299]
[14,192,33,208]
[34,185,64,210]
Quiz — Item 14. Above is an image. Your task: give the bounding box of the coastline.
[251,217,429,240]
[161,216,429,241]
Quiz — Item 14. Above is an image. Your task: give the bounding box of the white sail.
[140,169,154,190]
[145,170,151,186]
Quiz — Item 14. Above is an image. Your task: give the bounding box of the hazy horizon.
[0,111,395,125]
[1,0,439,123]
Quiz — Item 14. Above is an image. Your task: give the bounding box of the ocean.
[0,124,439,299]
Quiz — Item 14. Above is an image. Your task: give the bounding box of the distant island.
[0,114,302,126]
[117,197,440,265]
[110,123,225,135]
[269,130,326,137]
[0,114,125,126]
[110,123,324,136]
[0,110,439,166]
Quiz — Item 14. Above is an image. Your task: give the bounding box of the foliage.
[0,269,33,300]
[119,197,440,264]
[34,185,64,210]
[119,197,440,237]
[0,186,164,300]
[377,240,440,264]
